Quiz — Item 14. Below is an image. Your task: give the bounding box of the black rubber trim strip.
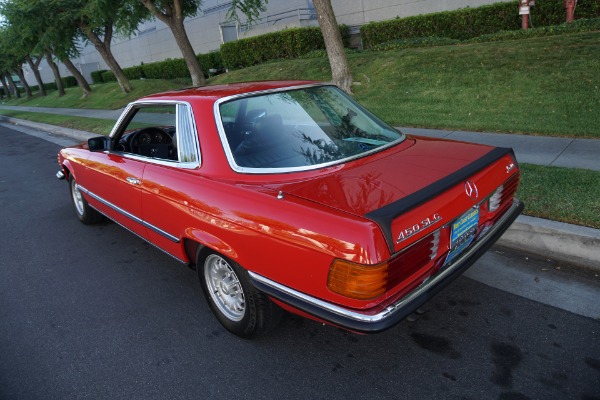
[365,147,514,252]
[251,200,524,333]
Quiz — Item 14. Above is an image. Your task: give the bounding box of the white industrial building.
[23,0,511,86]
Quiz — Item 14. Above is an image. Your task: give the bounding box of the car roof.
[139,80,323,102]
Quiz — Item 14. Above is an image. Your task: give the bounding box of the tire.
[69,177,103,224]
[198,250,282,338]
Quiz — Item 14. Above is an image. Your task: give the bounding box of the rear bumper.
[250,198,524,333]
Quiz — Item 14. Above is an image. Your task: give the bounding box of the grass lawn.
[517,164,600,229]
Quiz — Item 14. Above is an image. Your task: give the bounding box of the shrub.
[101,70,117,82]
[361,0,600,49]
[221,26,348,69]
[61,76,78,88]
[198,51,223,74]
[91,70,106,84]
[123,65,145,80]
[142,58,189,80]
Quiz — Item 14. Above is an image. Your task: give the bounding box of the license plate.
[444,207,479,266]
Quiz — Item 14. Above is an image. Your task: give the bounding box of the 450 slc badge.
[396,213,443,244]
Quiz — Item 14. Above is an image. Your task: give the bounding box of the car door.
[81,150,147,238]
[140,103,201,262]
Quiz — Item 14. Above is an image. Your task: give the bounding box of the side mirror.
[88,136,109,152]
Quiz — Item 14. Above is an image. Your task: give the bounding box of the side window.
[115,104,178,161]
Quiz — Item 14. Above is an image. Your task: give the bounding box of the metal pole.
[565,0,576,23]
[520,0,530,30]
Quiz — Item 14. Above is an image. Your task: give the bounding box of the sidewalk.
[1,106,598,270]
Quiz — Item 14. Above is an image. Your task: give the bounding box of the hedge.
[84,51,219,82]
[141,58,188,80]
[361,0,600,48]
[198,51,223,74]
[101,70,117,82]
[221,26,348,69]
[91,70,107,84]
[61,76,77,88]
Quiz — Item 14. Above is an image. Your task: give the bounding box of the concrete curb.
[0,116,98,142]
[497,215,599,271]
[3,116,599,271]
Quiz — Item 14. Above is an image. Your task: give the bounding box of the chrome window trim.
[108,100,201,170]
[213,83,406,174]
[78,184,180,244]
[249,199,522,324]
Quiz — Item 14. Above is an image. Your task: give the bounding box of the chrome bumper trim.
[250,199,524,332]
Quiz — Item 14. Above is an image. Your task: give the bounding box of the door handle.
[126,177,141,185]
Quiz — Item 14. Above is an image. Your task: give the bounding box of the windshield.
[218,85,404,172]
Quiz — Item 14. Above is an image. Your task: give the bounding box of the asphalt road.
[1,125,599,400]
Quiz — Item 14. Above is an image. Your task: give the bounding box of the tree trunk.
[139,0,205,87]
[45,51,65,96]
[61,58,92,97]
[0,73,12,99]
[312,0,353,94]
[26,55,47,96]
[169,20,205,87]
[14,67,33,98]
[5,72,21,98]
[81,23,132,93]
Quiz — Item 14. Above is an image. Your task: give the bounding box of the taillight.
[327,230,441,300]
[488,173,520,214]
[488,185,503,212]
[387,230,440,290]
[327,259,388,300]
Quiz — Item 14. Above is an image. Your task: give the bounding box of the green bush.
[198,51,223,74]
[91,70,106,84]
[101,70,117,82]
[361,0,600,48]
[61,76,78,88]
[44,82,58,91]
[123,65,145,80]
[221,26,348,69]
[142,58,189,80]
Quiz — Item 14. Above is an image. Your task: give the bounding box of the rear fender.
[184,228,238,262]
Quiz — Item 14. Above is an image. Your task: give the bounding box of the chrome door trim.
[78,184,180,244]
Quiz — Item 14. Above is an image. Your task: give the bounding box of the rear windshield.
[217,85,404,172]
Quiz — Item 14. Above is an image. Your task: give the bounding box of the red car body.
[57,81,523,336]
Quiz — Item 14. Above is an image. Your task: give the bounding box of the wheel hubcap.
[71,180,85,216]
[204,255,245,322]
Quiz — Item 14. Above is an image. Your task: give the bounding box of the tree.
[45,50,66,97]
[137,0,205,86]
[0,27,31,98]
[67,0,142,93]
[0,1,44,97]
[25,55,47,97]
[136,0,267,87]
[1,0,92,97]
[312,0,352,93]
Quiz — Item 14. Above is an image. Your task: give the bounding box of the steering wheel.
[129,127,171,154]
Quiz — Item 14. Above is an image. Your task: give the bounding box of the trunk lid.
[267,136,514,253]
